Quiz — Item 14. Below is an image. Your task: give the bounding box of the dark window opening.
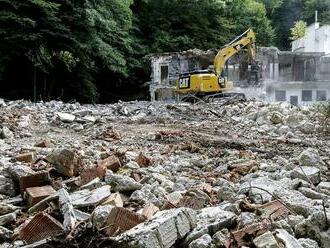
[160,65,169,84]
[316,90,327,101]
[275,90,286,101]
[302,90,312,101]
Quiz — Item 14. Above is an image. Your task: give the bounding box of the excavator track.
[178,92,246,104]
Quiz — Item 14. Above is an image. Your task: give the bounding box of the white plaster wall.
[292,23,330,54]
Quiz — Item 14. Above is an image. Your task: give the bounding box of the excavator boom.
[213,29,256,76]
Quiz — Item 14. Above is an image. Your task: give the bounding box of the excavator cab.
[176,28,259,101]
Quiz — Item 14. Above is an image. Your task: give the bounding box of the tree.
[290,20,307,40]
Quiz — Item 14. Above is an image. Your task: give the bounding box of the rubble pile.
[0,98,329,248]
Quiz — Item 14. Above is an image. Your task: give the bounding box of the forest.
[0,0,329,103]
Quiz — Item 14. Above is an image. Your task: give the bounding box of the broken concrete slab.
[112,208,196,248]
[0,175,16,196]
[188,234,213,248]
[291,166,321,185]
[0,212,17,226]
[275,229,303,248]
[56,112,75,123]
[184,207,237,245]
[58,188,76,231]
[45,148,82,177]
[253,231,279,248]
[105,171,142,192]
[299,148,322,168]
[70,185,111,208]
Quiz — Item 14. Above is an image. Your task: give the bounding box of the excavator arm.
[213,29,256,76]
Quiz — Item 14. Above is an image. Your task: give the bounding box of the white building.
[292,22,330,55]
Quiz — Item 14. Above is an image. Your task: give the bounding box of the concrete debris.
[45,148,82,177]
[275,229,304,248]
[112,208,196,248]
[0,99,329,247]
[253,231,279,248]
[292,166,321,185]
[105,171,142,192]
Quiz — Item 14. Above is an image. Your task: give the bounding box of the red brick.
[141,203,159,219]
[136,152,152,167]
[97,155,121,172]
[25,186,56,207]
[19,170,51,195]
[15,152,35,163]
[19,212,64,244]
[104,207,146,236]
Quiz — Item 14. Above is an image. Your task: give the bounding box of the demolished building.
[147,25,330,105]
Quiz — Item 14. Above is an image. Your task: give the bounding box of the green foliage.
[290,20,307,40]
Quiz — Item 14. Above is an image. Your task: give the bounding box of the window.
[302,90,312,101]
[316,90,327,101]
[160,65,169,84]
[275,90,286,101]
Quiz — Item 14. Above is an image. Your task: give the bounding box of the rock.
[112,208,196,248]
[237,212,257,228]
[253,231,279,248]
[0,226,13,240]
[0,212,17,226]
[275,229,303,248]
[184,207,237,245]
[298,238,319,248]
[98,155,122,173]
[291,166,321,185]
[46,148,82,177]
[298,187,328,200]
[57,112,75,123]
[299,148,322,168]
[105,171,142,192]
[212,229,229,247]
[0,126,14,139]
[0,175,16,196]
[188,234,213,248]
[6,164,34,181]
[270,112,284,124]
[92,205,115,230]
[70,185,111,208]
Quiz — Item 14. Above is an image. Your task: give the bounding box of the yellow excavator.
[176,28,259,101]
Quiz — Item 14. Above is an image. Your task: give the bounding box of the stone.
[253,231,279,248]
[212,229,230,247]
[291,166,321,185]
[98,155,122,173]
[0,212,17,226]
[6,164,34,181]
[105,171,142,192]
[275,229,303,248]
[184,207,237,245]
[58,188,76,231]
[57,112,75,123]
[188,234,213,248]
[269,112,284,124]
[298,238,319,248]
[25,185,56,207]
[299,148,322,167]
[113,208,196,248]
[14,152,35,163]
[0,175,16,196]
[92,205,115,230]
[0,126,14,139]
[35,140,54,148]
[238,212,257,228]
[46,148,82,177]
[0,226,13,240]
[70,185,111,208]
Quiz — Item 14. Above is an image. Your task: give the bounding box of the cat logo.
[179,77,190,89]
